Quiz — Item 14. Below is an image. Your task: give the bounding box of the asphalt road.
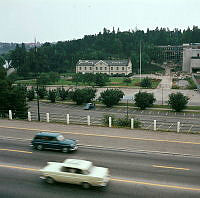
[29,101,200,132]
[0,122,200,197]
[1,140,200,198]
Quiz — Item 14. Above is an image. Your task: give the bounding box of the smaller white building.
[76,59,132,75]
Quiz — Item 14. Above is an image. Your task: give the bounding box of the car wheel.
[82,182,91,189]
[62,147,69,153]
[46,177,55,184]
[37,145,43,151]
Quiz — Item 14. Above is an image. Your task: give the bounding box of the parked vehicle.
[31,132,78,153]
[83,103,96,110]
[40,158,110,188]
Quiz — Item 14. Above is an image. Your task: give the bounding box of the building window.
[116,67,119,70]
[79,67,81,70]
[122,67,124,70]
[100,67,102,70]
[111,67,113,70]
[96,67,98,70]
[90,67,92,70]
[105,67,107,70]
[85,67,87,70]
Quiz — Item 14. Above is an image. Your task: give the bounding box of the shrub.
[168,92,189,112]
[48,89,57,103]
[26,87,35,101]
[140,77,152,88]
[134,91,156,110]
[99,89,124,107]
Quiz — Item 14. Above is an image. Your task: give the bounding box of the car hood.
[89,166,109,179]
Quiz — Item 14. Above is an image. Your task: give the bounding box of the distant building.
[76,59,132,75]
[182,43,200,73]
[156,45,183,63]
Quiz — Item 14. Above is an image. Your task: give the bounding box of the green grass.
[15,77,161,88]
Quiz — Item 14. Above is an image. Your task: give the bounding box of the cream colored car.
[40,159,110,189]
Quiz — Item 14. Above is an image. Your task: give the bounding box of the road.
[0,120,200,197]
[29,101,200,132]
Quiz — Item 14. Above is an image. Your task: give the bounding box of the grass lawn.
[15,77,161,88]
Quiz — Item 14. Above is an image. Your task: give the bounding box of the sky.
[1,0,200,43]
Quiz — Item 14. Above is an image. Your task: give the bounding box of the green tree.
[134,91,156,110]
[99,89,124,107]
[49,72,60,83]
[95,73,109,87]
[69,88,96,105]
[48,89,57,103]
[26,87,35,101]
[168,92,189,112]
[37,73,50,85]
[37,86,47,99]
[57,87,70,100]
[140,77,152,88]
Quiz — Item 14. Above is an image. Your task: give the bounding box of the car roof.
[35,132,61,137]
[63,159,92,170]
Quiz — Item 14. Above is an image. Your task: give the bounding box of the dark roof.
[35,132,60,137]
[76,60,129,66]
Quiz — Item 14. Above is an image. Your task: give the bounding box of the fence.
[1,110,200,133]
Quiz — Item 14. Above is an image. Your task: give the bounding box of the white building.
[182,43,200,73]
[76,59,132,75]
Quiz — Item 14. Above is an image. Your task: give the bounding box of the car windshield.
[57,135,65,141]
[84,164,94,174]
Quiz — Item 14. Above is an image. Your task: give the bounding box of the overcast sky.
[1,0,200,43]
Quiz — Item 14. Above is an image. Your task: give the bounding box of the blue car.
[31,132,78,153]
[83,103,95,110]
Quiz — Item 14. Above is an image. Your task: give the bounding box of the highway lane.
[0,139,200,198]
[1,123,200,156]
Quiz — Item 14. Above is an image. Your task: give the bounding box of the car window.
[57,135,64,141]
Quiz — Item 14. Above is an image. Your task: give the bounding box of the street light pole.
[139,40,142,83]
[36,83,40,121]
[34,38,40,121]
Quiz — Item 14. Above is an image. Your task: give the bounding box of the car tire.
[37,145,43,151]
[46,177,55,184]
[62,147,69,153]
[82,182,91,189]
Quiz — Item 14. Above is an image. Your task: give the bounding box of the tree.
[123,77,132,86]
[48,89,57,103]
[134,91,156,110]
[99,89,124,107]
[168,92,189,112]
[26,87,35,101]
[37,86,47,99]
[95,73,109,87]
[57,87,69,100]
[140,77,152,88]
[69,88,96,105]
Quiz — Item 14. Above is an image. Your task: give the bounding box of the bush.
[134,91,156,110]
[99,89,124,107]
[102,114,115,126]
[140,77,152,88]
[57,87,69,100]
[102,114,141,128]
[26,87,35,101]
[48,89,57,103]
[168,92,189,112]
[69,88,96,105]
[37,86,47,99]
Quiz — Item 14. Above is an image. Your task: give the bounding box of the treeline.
[3,26,200,76]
